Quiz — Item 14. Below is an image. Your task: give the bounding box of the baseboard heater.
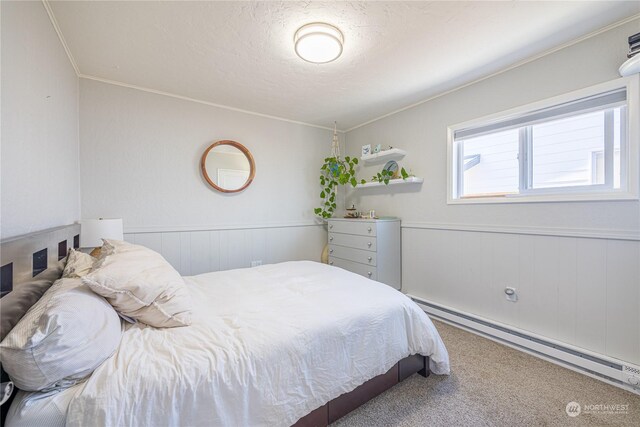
[408,295,640,395]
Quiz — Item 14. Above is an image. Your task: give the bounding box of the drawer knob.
[367,242,372,247]
[329,224,333,229]
[367,256,372,261]
[367,272,372,277]
[329,249,333,253]
[329,261,334,265]
[329,237,333,241]
[367,227,372,232]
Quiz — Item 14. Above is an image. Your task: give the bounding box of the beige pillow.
[82,240,192,328]
[62,248,96,278]
[0,277,122,391]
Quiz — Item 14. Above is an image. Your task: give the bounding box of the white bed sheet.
[65,261,449,427]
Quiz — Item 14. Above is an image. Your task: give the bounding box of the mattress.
[13,261,450,427]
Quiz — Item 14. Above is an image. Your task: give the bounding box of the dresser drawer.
[329,245,377,266]
[328,221,376,237]
[328,233,377,251]
[329,257,377,280]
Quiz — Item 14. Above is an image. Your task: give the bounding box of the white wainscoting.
[124,224,326,276]
[402,226,640,366]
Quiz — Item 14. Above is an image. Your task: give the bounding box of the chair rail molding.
[124,220,323,234]
[401,222,640,241]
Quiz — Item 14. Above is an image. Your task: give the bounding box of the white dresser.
[327,218,401,289]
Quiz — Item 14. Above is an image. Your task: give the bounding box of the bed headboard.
[0,224,80,298]
[0,224,80,424]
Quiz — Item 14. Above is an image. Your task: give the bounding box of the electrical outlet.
[250,260,262,267]
[504,287,518,302]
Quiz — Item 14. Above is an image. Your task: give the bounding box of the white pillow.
[62,248,95,278]
[0,278,122,392]
[82,240,192,328]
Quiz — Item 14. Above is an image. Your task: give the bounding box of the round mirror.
[201,140,255,193]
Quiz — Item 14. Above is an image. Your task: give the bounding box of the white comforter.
[65,261,449,427]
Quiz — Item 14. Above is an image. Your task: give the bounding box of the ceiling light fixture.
[294,22,344,64]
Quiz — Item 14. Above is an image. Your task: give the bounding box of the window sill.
[448,191,638,204]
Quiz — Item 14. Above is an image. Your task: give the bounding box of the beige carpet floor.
[333,319,640,427]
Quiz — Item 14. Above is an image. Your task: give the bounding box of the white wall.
[345,19,640,365]
[1,1,80,239]
[79,79,331,271]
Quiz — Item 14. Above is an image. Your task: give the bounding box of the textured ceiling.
[49,1,640,130]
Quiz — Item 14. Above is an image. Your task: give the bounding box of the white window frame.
[447,76,639,204]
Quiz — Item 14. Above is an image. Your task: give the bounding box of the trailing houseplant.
[315,155,412,219]
[315,156,362,219]
[371,167,410,185]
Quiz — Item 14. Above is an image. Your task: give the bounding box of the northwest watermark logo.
[566,402,581,417]
[566,401,630,417]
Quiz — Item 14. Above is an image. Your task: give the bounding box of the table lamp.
[80,218,124,257]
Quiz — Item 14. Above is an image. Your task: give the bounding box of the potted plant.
[314,157,411,219]
[314,156,361,219]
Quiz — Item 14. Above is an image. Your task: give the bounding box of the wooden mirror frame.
[200,140,256,193]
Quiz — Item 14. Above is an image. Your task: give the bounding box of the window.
[448,77,638,203]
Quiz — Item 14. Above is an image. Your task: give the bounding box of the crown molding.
[345,13,640,133]
[41,0,639,135]
[42,0,80,75]
[41,0,342,133]
[78,74,342,132]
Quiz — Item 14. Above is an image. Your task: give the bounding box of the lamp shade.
[80,218,124,248]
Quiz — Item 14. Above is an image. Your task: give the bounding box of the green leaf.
[314,208,321,215]
[400,167,409,179]
[331,203,337,209]
[345,156,351,162]
[360,179,366,184]
[353,158,359,165]
[350,177,357,187]
[320,191,325,198]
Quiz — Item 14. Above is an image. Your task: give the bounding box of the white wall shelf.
[361,148,406,164]
[356,176,423,189]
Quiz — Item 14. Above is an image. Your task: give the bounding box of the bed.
[0,225,449,427]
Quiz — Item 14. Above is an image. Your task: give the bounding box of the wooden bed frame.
[294,354,429,426]
[0,225,433,427]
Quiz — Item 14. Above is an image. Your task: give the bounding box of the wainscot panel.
[402,227,640,366]
[124,224,326,276]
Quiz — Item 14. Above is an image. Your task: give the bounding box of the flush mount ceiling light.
[294,22,344,64]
